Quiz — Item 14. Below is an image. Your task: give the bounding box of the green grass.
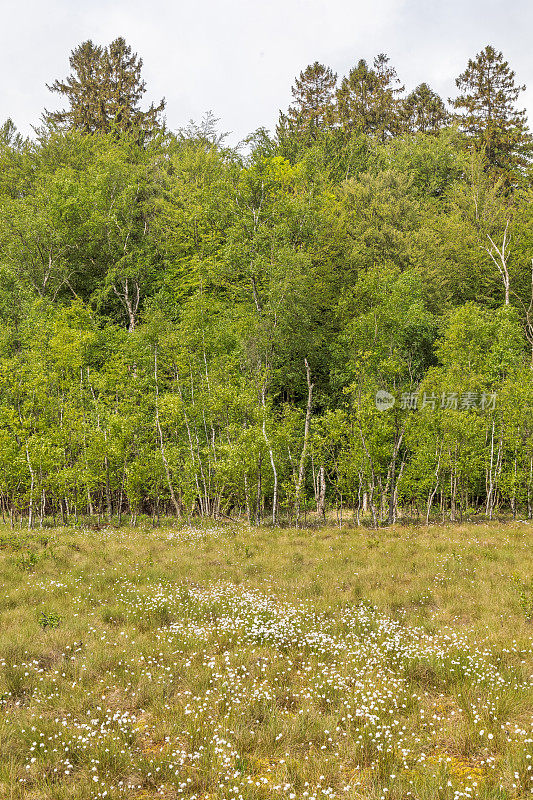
[0,520,531,799]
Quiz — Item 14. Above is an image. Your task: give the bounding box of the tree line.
[0,38,531,527]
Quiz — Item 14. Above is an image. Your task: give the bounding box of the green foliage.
[451,45,532,180]
[400,83,450,134]
[277,61,337,144]
[336,53,404,141]
[45,37,165,140]
[38,610,62,629]
[0,41,531,527]
[16,551,40,571]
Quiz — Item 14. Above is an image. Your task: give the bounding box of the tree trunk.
[113,278,140,333]
[486,222,510,306]
[295,359,313,527]
[525,260,533,367]
[486,422,495,519]
[317,466,326,521]
[261,385,278,525]
[176,379,203,515]
[426,443,442,525]
[154,345,182,518]
[392,458,405,523]
[256,454,262,524]
[527,456,533,519]
[104,455,112,521]
[25,445,34,530]
[244,474,251,525]
[39,487,45,529]
[387,425,404,525]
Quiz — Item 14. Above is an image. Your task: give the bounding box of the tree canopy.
[451,44,531,178]
[45,37,165,140]
[0,38,531,527]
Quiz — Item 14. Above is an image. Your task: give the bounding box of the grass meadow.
[0,520,531,800]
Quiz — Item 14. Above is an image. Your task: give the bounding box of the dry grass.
[0,520,531,799]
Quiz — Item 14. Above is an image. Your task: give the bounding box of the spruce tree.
[45,37,165,140]
[451,45,530,177]
[336,54,403,141]
[277,61,337,143]
[400,83,449,134]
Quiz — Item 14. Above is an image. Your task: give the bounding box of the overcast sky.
[2,0,533,145]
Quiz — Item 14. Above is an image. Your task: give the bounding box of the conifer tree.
[277,61,337,142]
[336,54,403,141]
[45,37,165,140]
[400,83,449,134]
[451,45,530,176]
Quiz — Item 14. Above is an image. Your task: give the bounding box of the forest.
[0,37,532,527]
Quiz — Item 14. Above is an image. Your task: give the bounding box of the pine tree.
[400,83,449,134]
[336,54,403,141]
[277,62,337,143]
[45,38,165,140]
[451,45,530,176]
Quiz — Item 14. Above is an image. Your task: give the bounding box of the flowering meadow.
[0,521,531,800]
